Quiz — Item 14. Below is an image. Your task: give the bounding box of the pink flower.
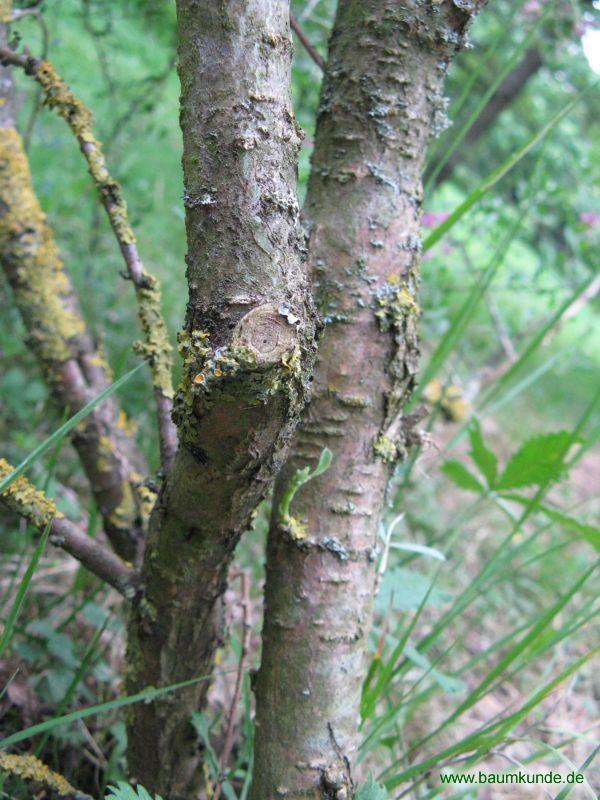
[422,211,450,228]
[523,0,542,19]
[580,211,599,227]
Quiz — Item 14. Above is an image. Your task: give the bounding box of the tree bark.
[251,2,484,798]
[126,1,315,795]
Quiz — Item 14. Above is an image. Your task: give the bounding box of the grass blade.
[0,667,237,749]
[423,88,591,253]
[0,363,144,494]
[0,522,51,659]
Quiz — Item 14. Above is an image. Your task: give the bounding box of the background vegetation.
[0,0,598,797]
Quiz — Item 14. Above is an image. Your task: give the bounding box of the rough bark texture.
[126,2,315,796]
[251,3,484,798]
[0,28,146,564]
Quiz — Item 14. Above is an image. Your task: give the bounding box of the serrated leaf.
[496,431,572,490]
[441,459,485,493]
[356,772,388,800]
[468,419,498,487]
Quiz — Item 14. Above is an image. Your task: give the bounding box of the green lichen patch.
[0,458,62,528]
[133,278,174,398]
[374,276,420,333]
[0,753,81,797]
[373,434,401,464]
[0,128,86,367]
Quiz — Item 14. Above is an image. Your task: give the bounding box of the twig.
[17,9,50,149]
[290,11,325,71]
[0,45,178,473]
[213,572,251,800]
[0,458,140,597]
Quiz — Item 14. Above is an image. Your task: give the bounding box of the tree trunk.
[126,1,315,795]
[251,2,484,798]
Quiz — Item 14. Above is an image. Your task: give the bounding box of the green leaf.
[376,567,451,613]
[496,431,572,490]
[441,460,485,494]
[356,772,388,800]
[105,783,162,800]
[278,447,332,522]
[0,363,144,494]
[468,419,498,488]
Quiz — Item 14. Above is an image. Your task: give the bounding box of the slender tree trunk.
[126,2,315,795]
[251,3,484,798]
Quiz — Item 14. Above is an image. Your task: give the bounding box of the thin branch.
[214,572,251,800]
[0,458,140,597]
[0,752,95,800]
[0,45,178,473]
[290,11,325,71]
[0,114,147,561]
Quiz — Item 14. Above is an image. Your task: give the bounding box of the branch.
[0,49,148,562]
[0,45,178,473]
[290,11,325,71]
[0,459,140,596]
[0,753,95,799]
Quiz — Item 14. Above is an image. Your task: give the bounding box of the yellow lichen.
[29,60,174,399]
[96,434,114,473]
[0,458,62,528]
[0,752,78,795]
[373,434,398,464]
[108,481,136,528]
[0,0,11,23]
[423,380,471,423]
[375,280,420,332]
[117,408,138,437]
[0,128,86,366]
[136,484,157,526]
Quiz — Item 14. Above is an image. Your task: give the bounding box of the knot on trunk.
[231,303,298,368]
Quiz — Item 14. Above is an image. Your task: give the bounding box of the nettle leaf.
[468,419,498,487]
[496,431,573,490]
[105,783,162,800]
[441,459,485,494]
[356,773,388,800]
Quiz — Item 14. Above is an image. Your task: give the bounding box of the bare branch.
[0,45,178,473]
[0,66,148,561]
[0,458,140,596]
[290,11,325,71]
